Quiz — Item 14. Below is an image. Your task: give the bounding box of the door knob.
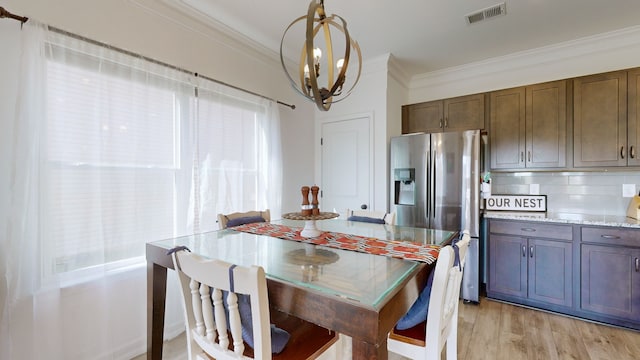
[361,204,368,210]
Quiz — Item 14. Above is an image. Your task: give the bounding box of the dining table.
[146,217,457,360]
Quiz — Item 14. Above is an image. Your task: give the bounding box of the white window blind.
[41,36,278,276]
[45,50,183,274]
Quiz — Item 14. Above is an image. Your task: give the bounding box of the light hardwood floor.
[134,297,640,359]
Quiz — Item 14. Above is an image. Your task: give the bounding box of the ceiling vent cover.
[466,2,506,24]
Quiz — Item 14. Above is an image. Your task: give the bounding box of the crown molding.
[410,24,640,94]
[387,54,410,90]
[362,53,389,75]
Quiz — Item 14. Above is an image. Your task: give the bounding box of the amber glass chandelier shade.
[280,0,362,111]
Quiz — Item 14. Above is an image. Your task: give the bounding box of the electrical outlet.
[623,184,636,198]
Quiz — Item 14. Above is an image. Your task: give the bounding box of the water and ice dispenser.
[393,168,416,206]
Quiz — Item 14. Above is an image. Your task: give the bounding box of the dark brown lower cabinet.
[487,220,573,309]
[580,227,640,323]
[487,219,640,331]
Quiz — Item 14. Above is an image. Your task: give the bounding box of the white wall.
[314,54,392,213]
[385,56,411,212]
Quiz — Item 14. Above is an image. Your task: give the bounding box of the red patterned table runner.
[231,222,440,264]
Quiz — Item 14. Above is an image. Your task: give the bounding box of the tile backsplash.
[489,171,640,216]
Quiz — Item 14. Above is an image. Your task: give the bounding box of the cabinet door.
[402,101,443,133]
[488,234,527,298]
[580,244,640,321]
[526,80,567,168]
[628,68,640,166]
[490,87,526,169]
[574,71,627,167]
[528,238,573,307]
[443,93,485,131]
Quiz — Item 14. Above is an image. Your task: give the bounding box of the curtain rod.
[1,7,296,110]
[0,6,28,24]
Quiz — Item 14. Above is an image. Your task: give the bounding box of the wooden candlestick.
[311,185,320,215]
[301,186,312,215]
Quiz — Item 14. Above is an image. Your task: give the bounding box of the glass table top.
[150,219,456,310]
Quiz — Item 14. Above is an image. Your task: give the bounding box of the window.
[42,36,279,276]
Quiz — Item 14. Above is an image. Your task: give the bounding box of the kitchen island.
[484,211,640,331]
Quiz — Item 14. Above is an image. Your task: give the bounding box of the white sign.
[485,195,547,212]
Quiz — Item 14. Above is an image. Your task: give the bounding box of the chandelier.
[280,0,362,111]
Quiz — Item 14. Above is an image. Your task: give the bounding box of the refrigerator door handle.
[432,149,437,222]
[425,150,430,220]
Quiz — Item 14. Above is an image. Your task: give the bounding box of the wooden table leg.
[352,337,388,360]
[147,261,167,360]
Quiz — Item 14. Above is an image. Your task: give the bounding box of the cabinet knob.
[522,245,526,257]
[439,119,443,128]
[444,117,449,128]
[621,146,625,159]
[528,151,531,162]
[530,246,534,258]
[521,228,536,232]
[631,146,636,159]
[520,152,524,163]
[635,258,639,272]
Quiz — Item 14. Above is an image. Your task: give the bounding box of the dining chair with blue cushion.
[345,209,395,225]
[387,230,471,360]
[218,209,270,229]
[170,248,340,359]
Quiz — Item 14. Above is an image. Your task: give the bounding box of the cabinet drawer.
[490,220,572,240]
[581,227,640,247]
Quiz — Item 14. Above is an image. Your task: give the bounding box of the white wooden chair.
[387,230,471,360]
[217,209,270,229]
[345,209,396,225]
[171,249,339,360]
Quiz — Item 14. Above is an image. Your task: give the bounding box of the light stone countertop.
[483,211,640,229]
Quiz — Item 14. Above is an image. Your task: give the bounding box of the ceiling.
[167,0,640,78]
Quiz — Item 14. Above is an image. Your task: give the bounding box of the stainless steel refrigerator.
[390,130,481,302]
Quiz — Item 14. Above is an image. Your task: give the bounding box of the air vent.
[466,2,506,25]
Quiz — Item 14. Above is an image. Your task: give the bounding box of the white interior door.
[320,115,371,216]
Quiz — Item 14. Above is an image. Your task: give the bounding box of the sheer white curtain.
[0,20,283,360]
[189,77,283,232]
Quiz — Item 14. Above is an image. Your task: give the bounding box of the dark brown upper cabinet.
[573,70,628,167]
[402,93,485,134]
[490,80,567,170]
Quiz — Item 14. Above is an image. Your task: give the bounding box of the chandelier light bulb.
[313,48,322,62]
[336,58,344,70]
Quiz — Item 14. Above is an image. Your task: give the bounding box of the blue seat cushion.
[223,292,290,353]
[347,215,386,224]
[395,238,463,330]
[226,215,266,228]
[395,268,435,330]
